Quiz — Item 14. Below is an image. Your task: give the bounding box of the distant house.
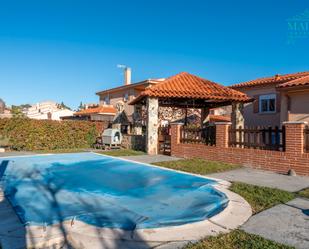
[231,71,309,127]
[0,99,12,119]
[25,101,74,121]
[0,98,5,114]
[73,105,116,123]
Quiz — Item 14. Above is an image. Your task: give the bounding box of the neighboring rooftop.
[130,72,250,105]
[277,75,309,89]
[209,114,231,123]
[230,71,309,89]
[74,106,117,116]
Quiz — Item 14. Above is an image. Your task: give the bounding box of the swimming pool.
[0,152,228,230]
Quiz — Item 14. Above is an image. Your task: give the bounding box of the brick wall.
[171,122,309,176]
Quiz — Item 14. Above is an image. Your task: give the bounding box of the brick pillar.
[283,121,307,154]
[170,123,183,156]
[215,122,231,148]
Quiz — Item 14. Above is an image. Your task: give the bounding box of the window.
[104,96,110,105]
[121,125,129,134]
[259,94,276,113]
[123,93,129,102]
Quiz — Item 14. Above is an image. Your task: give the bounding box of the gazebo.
[129,72,251,155]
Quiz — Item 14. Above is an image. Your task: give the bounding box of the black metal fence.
[228,126,286,151]
[180,126,216,146]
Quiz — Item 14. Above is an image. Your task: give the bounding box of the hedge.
[0,118,105,151]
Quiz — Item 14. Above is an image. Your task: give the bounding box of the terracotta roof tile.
[96,79,164,95]
[130,72,250,104]
[277,75,309,88]
[74,106,116,116]
[209,114,231,122]
[230,71,309,89]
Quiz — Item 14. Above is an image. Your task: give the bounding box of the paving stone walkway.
[0,151,36,157]
[242,198,309,249]
[208,167,309,192]
[208,167,309,249]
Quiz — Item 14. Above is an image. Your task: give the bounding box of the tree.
[78,102,85,111]
[11,105,26,117]
[59,102,71,110]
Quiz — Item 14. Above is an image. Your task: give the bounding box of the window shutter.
[253,95,259,113]
[276,93,281,113]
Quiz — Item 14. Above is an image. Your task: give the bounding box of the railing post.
[215,122,232,148]
[283,121,308,154]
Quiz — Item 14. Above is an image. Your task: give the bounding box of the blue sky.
[1,0,308,109]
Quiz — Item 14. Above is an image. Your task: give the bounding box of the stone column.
[200,107,210,127]
[231,102,244,146]
[133,104,143,135]
[146,97,159,155]
[231,102,244,128]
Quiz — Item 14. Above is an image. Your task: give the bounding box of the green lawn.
[230,182,295,214]
[97,149,146,157]
[184,230,294,249]
[153,158,241,175]
[297,188,309,199]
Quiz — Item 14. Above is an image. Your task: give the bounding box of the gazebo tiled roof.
[130,72,251,105]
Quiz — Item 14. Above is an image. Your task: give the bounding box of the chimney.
[124,67,131,85]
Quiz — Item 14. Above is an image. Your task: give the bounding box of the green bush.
[0,118,104,151]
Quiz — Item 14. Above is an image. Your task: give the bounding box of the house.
[0,98,5,113]
[230,71,309,127]
[0,99,12,118]
[96,68,233,134]
[96,67,165,134]
[73,105,117,123]
[24,101,74,121]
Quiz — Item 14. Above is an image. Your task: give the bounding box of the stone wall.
[122,134,146,151]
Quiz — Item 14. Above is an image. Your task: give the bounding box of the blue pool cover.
[0,153,228,229]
